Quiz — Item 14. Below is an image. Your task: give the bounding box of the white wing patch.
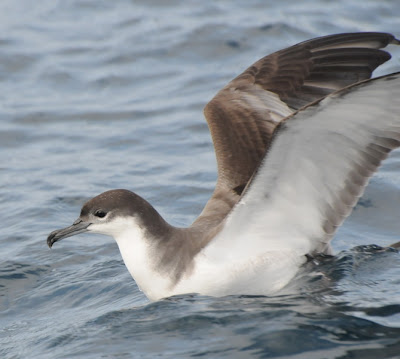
[231,85,293,123]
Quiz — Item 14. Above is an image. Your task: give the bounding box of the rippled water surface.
[1,1,400,358]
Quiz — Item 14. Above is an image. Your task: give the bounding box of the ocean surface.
[1,1,400,358]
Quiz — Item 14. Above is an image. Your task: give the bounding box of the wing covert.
[215,72,400,256]
[193,32,399,229]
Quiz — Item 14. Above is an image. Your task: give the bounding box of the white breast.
[106,217,307,299]
[90,217,176,300]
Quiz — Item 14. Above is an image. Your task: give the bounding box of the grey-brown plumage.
[46,32,400,300]
[195,32,399,231]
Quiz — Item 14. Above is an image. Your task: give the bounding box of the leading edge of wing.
[193,33,399,232]
[210,72,400,257]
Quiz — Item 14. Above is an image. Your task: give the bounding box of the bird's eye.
[94,210,107,218]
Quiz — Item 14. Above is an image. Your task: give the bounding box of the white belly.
[173,249,307,298]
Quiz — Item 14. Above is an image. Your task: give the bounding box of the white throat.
[89,217,174,300]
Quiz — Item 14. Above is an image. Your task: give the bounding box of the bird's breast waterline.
[99,217,175,300]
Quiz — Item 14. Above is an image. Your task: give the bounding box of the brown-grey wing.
[193,32,399,229]
[212,72,400,256]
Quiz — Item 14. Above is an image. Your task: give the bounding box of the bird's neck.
[110,217,170,300]
[112,215,206,300]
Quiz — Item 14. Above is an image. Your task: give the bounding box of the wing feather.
[211,72,400,257]
[194,32,399,229]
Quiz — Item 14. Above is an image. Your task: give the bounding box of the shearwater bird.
[47,32,400,301]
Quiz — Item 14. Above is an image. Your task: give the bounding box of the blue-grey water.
[1,1,400,358]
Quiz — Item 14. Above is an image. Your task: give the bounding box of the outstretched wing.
[211,72,400,259]
[193,32,399,229]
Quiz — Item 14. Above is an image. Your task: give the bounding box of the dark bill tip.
[47,219,91,248]
[47,230,59,248]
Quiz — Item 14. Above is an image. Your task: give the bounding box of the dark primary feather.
[46,33,400,290]
[193,32,399,230]
[229,72,400,253]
